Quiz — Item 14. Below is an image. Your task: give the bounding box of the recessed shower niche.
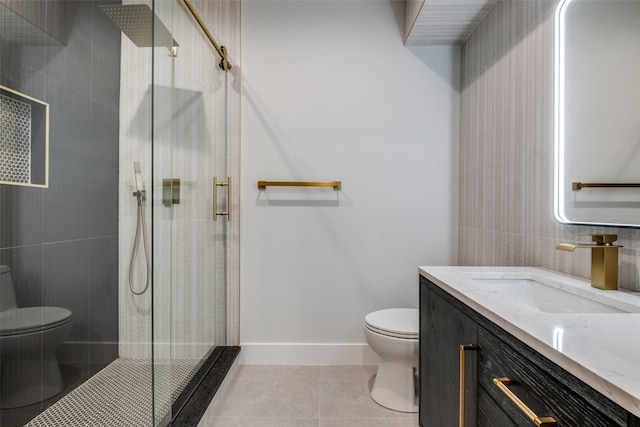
[0,85,49,188]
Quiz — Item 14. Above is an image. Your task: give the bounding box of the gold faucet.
[556,234,622,290]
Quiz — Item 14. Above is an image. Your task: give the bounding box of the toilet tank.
[0,265,18,312]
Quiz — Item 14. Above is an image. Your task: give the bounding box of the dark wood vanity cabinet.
[419,276,640,427]
[420,275,478,427]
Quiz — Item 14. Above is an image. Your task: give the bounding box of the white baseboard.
[238,343,380,365]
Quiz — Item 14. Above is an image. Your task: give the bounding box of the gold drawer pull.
[493,378,557,427]
[459,344,477,427]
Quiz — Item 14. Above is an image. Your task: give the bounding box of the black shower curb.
[171,346,241,426]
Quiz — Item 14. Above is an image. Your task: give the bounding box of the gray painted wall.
[240,0,459,363]
[0,0,121,366]
[458,0,640,291]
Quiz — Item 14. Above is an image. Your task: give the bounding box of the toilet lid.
[365,308,418,339]
[0,307,72,337]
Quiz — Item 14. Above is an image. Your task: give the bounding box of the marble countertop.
[419,266,640,418]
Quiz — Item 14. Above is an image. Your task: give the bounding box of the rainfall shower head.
[100,4,178,51]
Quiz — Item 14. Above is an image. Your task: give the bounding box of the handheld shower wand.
[133,161,145,202]
[129,161,150,295]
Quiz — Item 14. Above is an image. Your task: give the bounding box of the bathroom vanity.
[419,267,640,427]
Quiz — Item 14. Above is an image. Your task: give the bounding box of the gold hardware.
[459,344,477,427]
[213,177,217,219]
[257,181,342,190]
[183,0,232,71]
[556,234,622,290]
[493,378,557,427]
[573,182,640,190]
[213,177,231,221]
[162,179,180,207]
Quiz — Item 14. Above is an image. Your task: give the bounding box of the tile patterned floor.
[0,362,109,427]
[199,365,419,427]
[23,358,202,427]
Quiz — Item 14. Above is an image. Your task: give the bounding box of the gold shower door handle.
[213,177,231,221]
[459,344,477,427]
[493,378,557,426]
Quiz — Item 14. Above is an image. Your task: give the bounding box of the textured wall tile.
[458,226,486,266]
[0,244,43,307]
[90,236,119,345]
[0,185,43,248]
[484,230,526,266]
[459,0,640,291]
[1,1,120,371]
[43,0,93,93]
[118,0,241,355]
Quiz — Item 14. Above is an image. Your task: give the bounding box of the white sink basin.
[463,273,639,314]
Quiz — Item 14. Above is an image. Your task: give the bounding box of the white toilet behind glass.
[364,308,419,413]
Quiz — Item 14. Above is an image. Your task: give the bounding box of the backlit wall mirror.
[0,85,49,188]
[554,0,640,227]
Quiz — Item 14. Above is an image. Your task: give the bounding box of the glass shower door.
[151,0,174,424]
[151,0,229,424]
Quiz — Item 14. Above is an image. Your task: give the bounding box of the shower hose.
[129,194,150,295]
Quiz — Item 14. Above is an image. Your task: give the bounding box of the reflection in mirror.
[554,0,640,226]
[0,86,49,188]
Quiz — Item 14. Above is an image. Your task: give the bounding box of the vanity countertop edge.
[419,266,640,418]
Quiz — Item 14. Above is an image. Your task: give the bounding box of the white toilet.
[0,265,72,408]
[364,308,418,413]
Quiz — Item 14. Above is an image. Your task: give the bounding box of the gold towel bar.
[257,181,342,190]
[493,378,557,427]
[573,182,640,190]
[183,0,232,70]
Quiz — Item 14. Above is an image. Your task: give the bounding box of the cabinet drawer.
[478,386,517,427]
[478,326,626,426]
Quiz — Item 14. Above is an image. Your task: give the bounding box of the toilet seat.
[0,307,72,337]
[365,308,418,340]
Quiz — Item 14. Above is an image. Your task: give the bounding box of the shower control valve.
[133,190,146,202]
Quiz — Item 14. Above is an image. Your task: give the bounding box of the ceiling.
[405,0,499,45]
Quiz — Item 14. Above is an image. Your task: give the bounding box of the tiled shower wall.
[0,0,121,364]
[458,0,640,291]
[118,0,241,358]
[196,0,241,347]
